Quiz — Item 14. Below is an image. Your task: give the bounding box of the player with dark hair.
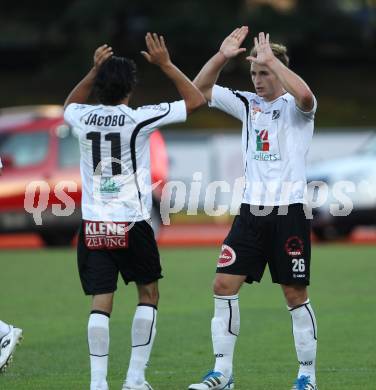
[64,34,205,390]
[93,56,138,105]
[0,319,22,373]
[189,27,318,390]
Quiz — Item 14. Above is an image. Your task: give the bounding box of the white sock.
[88,311,110,384]
[126,304,157,387]
[289,300,317,383]
[0,320,10,339]
[212,295,240,378]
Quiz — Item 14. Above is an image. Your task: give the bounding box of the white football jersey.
[209,85,317,206]
[64,101,187,222]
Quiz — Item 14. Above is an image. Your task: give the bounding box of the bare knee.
[213,274,245,296]
[137,282,159,306]
[92,293,114,314]
[282,284,308,308]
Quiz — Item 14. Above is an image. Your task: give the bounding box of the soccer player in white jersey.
[64,34,205,390]
[0,320,22,372]
[189,27,318,390]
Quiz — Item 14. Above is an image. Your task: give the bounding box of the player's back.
[64,100,186,222]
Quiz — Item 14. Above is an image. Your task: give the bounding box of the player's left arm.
[247,32,314,112]
[63,45,113,109]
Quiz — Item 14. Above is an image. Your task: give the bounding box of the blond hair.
[250,42,290,67]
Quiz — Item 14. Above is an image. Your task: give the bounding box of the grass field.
[0,245,375,389]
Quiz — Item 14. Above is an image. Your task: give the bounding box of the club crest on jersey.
[285,236,304,257]
[251,105,263,120]
[272,110,281,120]
[217,244,236,268]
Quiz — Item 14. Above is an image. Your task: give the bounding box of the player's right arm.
[141,33,206,114]
[193,26,249,102]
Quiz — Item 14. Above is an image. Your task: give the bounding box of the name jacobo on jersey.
[64,101,187,222]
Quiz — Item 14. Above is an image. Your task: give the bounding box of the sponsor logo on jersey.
[100,177,121,194]
[253,129,281,161]
[285,236,304,256]
[255,129,270,152]
[252,152,281,161]
[217,244,236,268]
[140,104,166,111]
[84,220,129,249]
[74,104,89,110]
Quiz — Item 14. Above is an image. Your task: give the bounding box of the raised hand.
[219,26,249,59]
[141,33,171,68]
[246,32,275,66]
[93,44,114,70]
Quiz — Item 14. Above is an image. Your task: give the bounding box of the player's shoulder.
[133,102,173,121]
[215,85,257,102]
[233,90,257,102]
[65,103,94,113]
[64,103,99,119]
[137,102,170,112]
[282,92,295,104]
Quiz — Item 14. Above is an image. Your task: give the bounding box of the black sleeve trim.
[130,104,171,209]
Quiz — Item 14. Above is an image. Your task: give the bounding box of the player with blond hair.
[189,27,318,390]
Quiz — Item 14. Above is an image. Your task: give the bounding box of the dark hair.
[93,56,137,105]
[250,42,290,67]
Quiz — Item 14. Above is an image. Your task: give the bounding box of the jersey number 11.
[87,132,122,175]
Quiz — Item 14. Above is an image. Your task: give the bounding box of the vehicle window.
[57,124,80,168]
[0,131,49,167]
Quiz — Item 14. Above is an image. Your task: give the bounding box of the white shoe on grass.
[122,381,153,390]
[0,325,23,373]
[189,371,234,389]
